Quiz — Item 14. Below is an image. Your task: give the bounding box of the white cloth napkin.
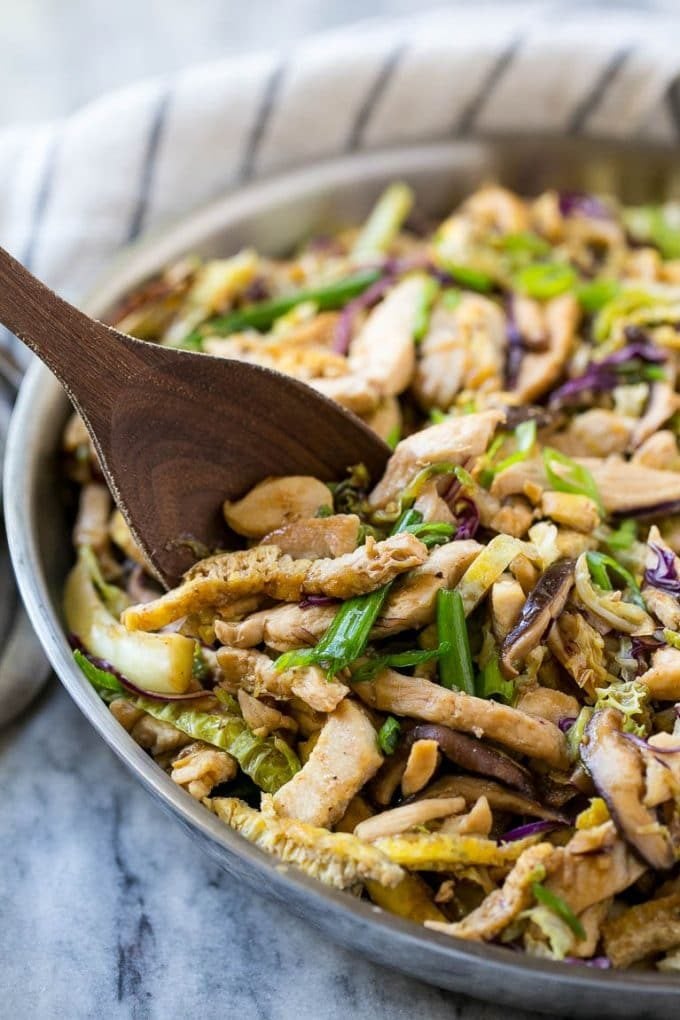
[1,2,680,719]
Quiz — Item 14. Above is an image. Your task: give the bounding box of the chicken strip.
[426,842,555,941]
[224,476,333,538]
[273,699,383,828]
[369,409,504,508]
[217,646,348,713]
[348,275,426,396]
[492,455,680,514]
[124,534,427,631]
[413,295,506,410]
[353,669,568,768]
[260,514,360,559]
[514,293,580,403]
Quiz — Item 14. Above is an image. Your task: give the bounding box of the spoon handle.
[0,245,121,417]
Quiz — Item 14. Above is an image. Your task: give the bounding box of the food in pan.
[65,182,680,970]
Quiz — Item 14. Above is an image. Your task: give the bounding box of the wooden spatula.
[0,245,389,586]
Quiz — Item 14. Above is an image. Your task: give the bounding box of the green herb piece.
[184,268,382,345]
[436,588,475,694]
[315,504,334,518]
[664,629,680,650]
[404,521,455,548]
[74,649,123,699]
[477,652,515,704]
[330,462,371,515]
[429,407,450,424]
[499,231,551,258]
[276,509,423,677]
[413,276,439,343]
[542,447,603,514]
[377,716,402,755]
[137,691,300,793]
[641,364,666,382]
[192,645,211,683]
[352,183,414,258]
[442,264,495,293]
[531,883,585,940]
[576,278,621,314]
[624,204,680,260]
[351,643,450,683]
[478,420,536,488]
[585,551,645,609]
[386,424,401,450]
[566,707,593,762]
[603,519,637,551]
[441,288,462,309]
[513,263,577,300]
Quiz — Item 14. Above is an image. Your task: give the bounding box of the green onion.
[181,268,382,346]
[624,205,680,260]
[386,424,401,450]
[576,278,620,314]
[513,263,577,300]
[276,509,423,677]
[315,504,334,519]
[641,364,666,382]
[499,231,551,258]
[585,551,645,609]
[441,288,461,310]
[403,521,454,549]
[436,589,475,694]
[531,883,585,940]
[603,518,637,551]
[477,652,515,704]
[542,447,603,514]
[429,407,450,424]
[74,649,123,698]
[377,716,402,755]
[479,420,536,488]
[413,277,439,343]
[442,264,495,293]
[352,183,414,258]
[352,644,450,684]
[663,629,680,650]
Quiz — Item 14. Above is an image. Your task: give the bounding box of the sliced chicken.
[630,382,679,449]
[354,797,465,843]
[353,669,568,768]
[170,741,237,799]
[347,275,427,396]
[214,540,481,651]
[369,409,504,508]
[224,476,333,538]
[632,429,680,470]
[309,373,381,414]
[492,455,680,514]
[124,534,427,631]
[216,646,348,713]
[514,293,580,402]
[549,409,632,458]
[490,576,525,640]
[546,832,646,916]
[639,645,680,700]
[413,295,506,409]
[273,699,383,828]
[426,843,555,940]
[260,514,360,559]
[413,479,456,525]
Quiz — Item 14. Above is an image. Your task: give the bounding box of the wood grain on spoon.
[0,245,389,586]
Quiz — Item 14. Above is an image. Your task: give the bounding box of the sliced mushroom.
[418,774,568,822]
[500,559,575,677]
[407,723,536,797]
[581,709,675,870]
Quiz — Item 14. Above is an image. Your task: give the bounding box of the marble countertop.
[0,679,545,1019]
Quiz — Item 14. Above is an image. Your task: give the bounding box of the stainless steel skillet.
[6,140,680,1017]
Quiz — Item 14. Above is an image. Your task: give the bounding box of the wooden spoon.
[0,245,389,586]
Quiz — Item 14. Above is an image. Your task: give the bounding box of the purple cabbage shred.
[563,956,612,970]
[504,296,524,389]
[500,819,563,843]
[332,275,394,354]
[558,716,577,733]
[558,192,611,220]
[549,335,665,407]
[299,594,340,609]
[644,542,680,595]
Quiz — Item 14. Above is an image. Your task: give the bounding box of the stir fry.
[65,182,680,972]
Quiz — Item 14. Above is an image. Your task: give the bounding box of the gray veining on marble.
[0,679,548,1020]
